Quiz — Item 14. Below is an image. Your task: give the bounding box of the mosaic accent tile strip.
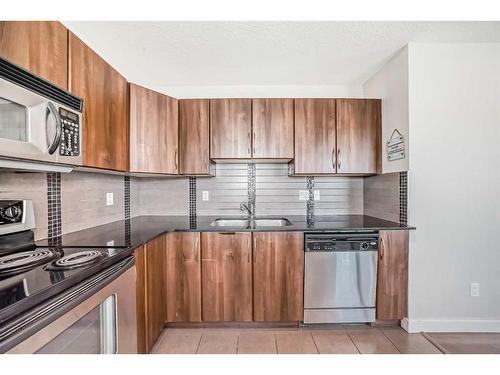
[247,162,256,213]
[306,177,315,224]
[124,176,130,220]
[125,218,131,247]
[47,172,62,239]
[399,171,408,224]
[189,177,197,229]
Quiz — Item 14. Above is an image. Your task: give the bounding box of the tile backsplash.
[364,172,400,222]
[0,172,48,240]
[0,163,402,241]
[61,172,125,235]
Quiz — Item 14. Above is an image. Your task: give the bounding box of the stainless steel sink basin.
[210,219,250,227]
[253,218,292,227]
[210,218,292,228]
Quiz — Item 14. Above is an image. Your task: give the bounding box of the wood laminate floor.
[151,325,500,354]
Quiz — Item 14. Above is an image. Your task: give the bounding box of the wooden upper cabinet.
[69,33,128,171]
[129,84,178,174]
[0,21,68,89]
[376,230,409,320]
[179,99,211,175]
[294,99,336,174]
[210,99,252,159]
[252,99,294,159]
[336,99,381,174]
[165,232,202,322]
[253,232,304,322]
[201,232,253,322]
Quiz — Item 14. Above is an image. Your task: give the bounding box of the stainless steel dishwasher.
[304,232,378,324]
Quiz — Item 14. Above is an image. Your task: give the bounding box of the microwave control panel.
[59,108,80,157]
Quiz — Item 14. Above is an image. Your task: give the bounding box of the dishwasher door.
[304,249,378,323]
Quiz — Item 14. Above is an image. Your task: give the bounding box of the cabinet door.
[252,99,294,159]
[336,99,381,174]
[69,33,128,171]
[165,232,202,322]
[0,21,68,89]
[179,100,211,175]
[294,99,336,174]
[210,99,252,159]
[201,232,253,322]
[135,236,167,353]
[134,246,147,354]
[129,84,178,174]
[145,235,166,350]
[253,232,304,321]
[376,230,408,320]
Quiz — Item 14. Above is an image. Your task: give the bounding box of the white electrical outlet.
[470,282,480,297]
[299,190,309,201]
[106,192,114,206]
[314,190,320,201]
[202,191,210,201]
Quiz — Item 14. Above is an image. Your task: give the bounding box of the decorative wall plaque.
[386,129,405,161]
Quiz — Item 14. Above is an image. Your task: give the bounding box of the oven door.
[0,77,65,163]
[2,258,137,354]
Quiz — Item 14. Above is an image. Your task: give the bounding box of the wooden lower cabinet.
[165,232,202,322]
[253,232,304,321]
[135,235,166,353]
[376,230,409,320]
[201,232,253,321]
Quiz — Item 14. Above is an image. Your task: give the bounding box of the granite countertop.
[35,215,414,250]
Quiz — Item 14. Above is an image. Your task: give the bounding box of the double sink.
[210,217,292,228]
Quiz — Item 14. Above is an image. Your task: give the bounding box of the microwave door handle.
[46,102,62,155]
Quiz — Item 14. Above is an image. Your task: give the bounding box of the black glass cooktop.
[0,246,132,324]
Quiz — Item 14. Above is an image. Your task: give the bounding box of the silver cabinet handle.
[337,149,341,170]
[247,132,251,157]
[332,147,336,172]
[195,235,200,262]
[46,102,62,155]
[379,236,384,260]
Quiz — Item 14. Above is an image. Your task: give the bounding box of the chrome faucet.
[240,202,255,220]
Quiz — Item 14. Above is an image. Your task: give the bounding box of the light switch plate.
[314,190,320,201]
[106,192,114,206]
[470,282,480,297]
[299,190,309,201]
[202,191,210,201]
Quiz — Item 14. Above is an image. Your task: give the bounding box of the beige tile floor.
[150,325,465,354]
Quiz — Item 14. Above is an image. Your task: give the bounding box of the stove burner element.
[45,250,104,271]
[0,250,55,275]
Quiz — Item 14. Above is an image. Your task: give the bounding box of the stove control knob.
[3,206,22,221]
[360,242,370,250]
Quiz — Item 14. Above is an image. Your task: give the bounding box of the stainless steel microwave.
[0,58,83,169]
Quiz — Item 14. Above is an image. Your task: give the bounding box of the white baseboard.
[401,318,500,333]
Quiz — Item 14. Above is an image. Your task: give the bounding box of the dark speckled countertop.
[35,215,414,250]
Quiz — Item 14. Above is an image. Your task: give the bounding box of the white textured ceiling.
[65,21,500,95]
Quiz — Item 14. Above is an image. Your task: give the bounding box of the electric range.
[0,200,137,353]
[0,244,133,324]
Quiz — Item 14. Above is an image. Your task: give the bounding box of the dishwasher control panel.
[305,233,378,252]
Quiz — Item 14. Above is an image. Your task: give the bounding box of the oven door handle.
[46,102,62,155]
